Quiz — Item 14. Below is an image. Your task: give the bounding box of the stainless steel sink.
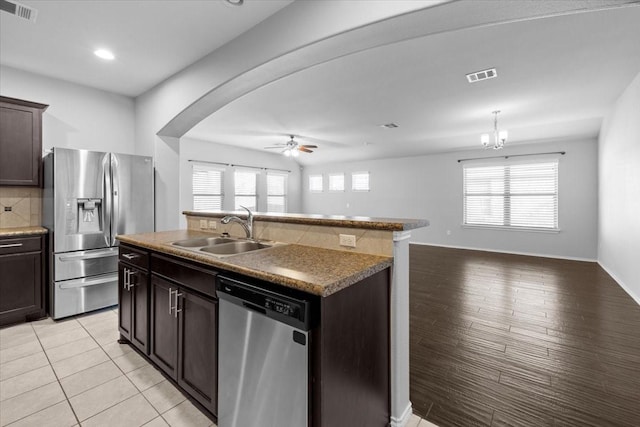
[170,236,280,258]
[171,237,236,248]
[200,241,272,256]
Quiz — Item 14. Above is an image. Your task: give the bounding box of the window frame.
[266,171,288,213]
[351,171,370,192]
[328,173,345,192]
[191,163,224,211]
[462,159,559,232]
[309,174,323,192]
[233,169,258,211]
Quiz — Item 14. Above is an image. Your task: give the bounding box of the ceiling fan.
[264,135,317,157]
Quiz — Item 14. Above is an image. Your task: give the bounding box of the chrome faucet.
[221,206,254,240]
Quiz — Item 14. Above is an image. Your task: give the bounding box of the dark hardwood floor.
[409,244,640,427]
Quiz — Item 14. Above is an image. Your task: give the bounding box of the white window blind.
[309,174,323,192]
[352,172,370,191]
[234,170,257,211]
[328,173,344,192]
[267,172,287,213]
[192,164,223,211]
[463,161,558,229]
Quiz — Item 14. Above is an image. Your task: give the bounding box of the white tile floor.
[0,308,438,427]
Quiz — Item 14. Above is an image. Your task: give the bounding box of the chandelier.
[481,110,508,150]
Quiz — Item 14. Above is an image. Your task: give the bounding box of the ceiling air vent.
[380,123,399,129]
[0,0,38,23]
[466,68,497,83]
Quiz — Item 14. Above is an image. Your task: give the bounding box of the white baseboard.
[410,241,597,263]
[598,261,640,306]
[390,402,413,427]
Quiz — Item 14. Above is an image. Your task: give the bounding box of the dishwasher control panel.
[217,276,311,331]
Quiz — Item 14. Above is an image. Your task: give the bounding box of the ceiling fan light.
[292,149,299,158]
[284,149,291,157]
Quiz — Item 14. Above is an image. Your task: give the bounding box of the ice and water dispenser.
[65,198,103,235]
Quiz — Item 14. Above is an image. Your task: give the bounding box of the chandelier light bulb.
[481,110,508,150]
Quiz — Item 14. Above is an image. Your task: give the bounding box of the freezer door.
[110,153,154,246]
[52,148,111,252]
[53,247,119,281]
[52,272,118,319]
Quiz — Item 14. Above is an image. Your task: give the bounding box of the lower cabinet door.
[131,269,149,354]
[118,264,132,340]
[178,289,218,415]
[149,275,178,379]
[0,251,42,325]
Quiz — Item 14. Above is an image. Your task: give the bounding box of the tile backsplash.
[0,187,42,228]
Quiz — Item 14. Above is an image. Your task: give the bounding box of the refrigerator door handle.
[102,153,112,248]
[111,154,119,247]
[58,250,118,262]
[59,273,118,290]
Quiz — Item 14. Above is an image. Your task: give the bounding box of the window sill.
[461,224,560,234]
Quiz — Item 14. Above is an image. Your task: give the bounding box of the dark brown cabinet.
[118,244,149,354]
[149,254,218,415]
[0,96,48,187]
[0,234,46,326]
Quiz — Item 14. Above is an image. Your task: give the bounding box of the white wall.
[303,138,598,260]
[0,65,135,154]
[598,71,640,303]
[179,138,302,228]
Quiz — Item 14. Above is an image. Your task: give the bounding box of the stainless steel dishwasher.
[217,276,311,427]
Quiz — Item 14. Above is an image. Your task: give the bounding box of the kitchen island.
[117,212,428,427]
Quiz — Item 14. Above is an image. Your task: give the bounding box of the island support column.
[390,230,413,426]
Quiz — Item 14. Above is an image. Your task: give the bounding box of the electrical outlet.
[339,234,357,248]
[208,220,217,230]
[199,220,207,229]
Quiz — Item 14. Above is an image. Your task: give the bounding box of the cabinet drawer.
[0,236,42,255]
[119,245,149,270]
[151,254,217,299]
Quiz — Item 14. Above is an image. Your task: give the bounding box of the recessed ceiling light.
[225,0,244,6]
[94,49,115,61]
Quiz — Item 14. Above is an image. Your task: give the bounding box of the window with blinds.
[192,164,224,211]
[328,173,345,192]
[463,160,558,230]
[267,172,287,213]
[234,170,258,210]
[309,174,323,192]
[352,171,370,191]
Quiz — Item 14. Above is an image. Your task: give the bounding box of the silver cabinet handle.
[122,253,140,260]
[169,288,174,314]
[123,268,130,290]
[127,270,135,291]
[0,243,24,248]
[174,291,183,318]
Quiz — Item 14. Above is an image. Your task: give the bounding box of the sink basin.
[200,241,272,256]
[172,237,236,248]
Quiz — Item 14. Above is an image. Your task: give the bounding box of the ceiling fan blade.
[300,145,318,149]
[298,147,314,153]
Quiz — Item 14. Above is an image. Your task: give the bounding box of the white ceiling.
[1,1,639,166]
[185,4,640,164]
[0,0,292,96]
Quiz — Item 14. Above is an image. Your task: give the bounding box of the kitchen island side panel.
[312,268,390,427]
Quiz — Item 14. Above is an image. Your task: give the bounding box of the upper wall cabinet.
[0,96,48,187]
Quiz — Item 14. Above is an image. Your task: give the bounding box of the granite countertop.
[0,226,48,237]
[117,230,393,297]
[183,210,429,231]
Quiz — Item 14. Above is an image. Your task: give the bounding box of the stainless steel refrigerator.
[43,148,154,319]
